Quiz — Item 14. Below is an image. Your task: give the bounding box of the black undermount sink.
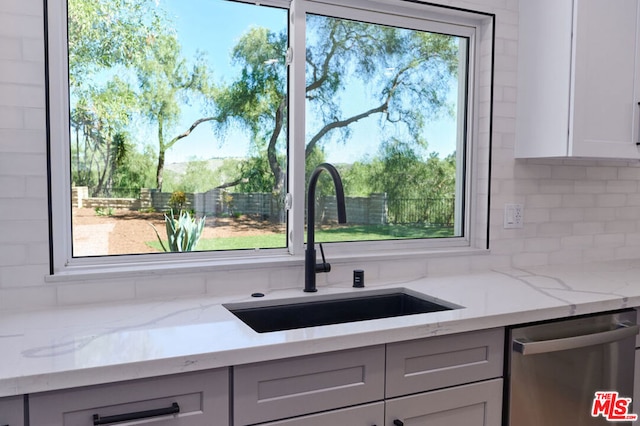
[225,289,459,333]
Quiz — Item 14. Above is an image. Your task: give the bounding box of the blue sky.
[149,0,458,164]
[155,0,287,163]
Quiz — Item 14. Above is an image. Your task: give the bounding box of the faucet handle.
[315,243,331,273]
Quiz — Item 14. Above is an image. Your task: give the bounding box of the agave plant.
[150,210,206,252]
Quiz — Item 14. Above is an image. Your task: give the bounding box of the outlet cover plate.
[504,204,523,229]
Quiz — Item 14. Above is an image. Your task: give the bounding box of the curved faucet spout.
[305,163,347,293]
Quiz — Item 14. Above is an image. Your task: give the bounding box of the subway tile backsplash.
[3,0,640,311]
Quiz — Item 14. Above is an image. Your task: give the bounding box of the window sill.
[45,245,489,283]
[324,245,489,265]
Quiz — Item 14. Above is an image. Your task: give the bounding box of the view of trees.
[68,0,462,228]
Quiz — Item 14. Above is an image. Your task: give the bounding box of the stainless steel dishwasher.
[507,310,639,425]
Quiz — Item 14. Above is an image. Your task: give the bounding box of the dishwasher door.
[508,310,639,426]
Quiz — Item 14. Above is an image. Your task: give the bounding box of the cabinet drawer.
[233,345,385,425]
[386,328,504,397]
[385,378,503,426]
[29,369,229,426]
[0,396,24,426]
[256,401,384,426]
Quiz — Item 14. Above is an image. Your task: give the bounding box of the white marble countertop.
[2,259,640,398]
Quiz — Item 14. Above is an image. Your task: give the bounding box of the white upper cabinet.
[515,0,640,159]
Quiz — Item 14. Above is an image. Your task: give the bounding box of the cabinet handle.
[92,402,180,425]
[393,421,404,426]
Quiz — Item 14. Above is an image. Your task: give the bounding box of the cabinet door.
[0,396,24,426]
[516,0,640,159]
[386,328,503,398]
[234,345,385,426]
[571,0,640,158]
[515,0,574,158]
[29,369,229,426]
[256,402,384,426]
[385,379,503,426]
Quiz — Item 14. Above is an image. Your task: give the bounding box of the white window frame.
[47,0,494,278]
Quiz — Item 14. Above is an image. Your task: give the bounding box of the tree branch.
[165,116,220,151]
[306,24,340,94]
[305,63,411,157]
[215,177,245,189]
[267,98,286,192]
[305,104,387,157]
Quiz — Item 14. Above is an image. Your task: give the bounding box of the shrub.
[150,210,205,252]
[95,206,114,216]
[169,191,187,211]
[222,192,235,215]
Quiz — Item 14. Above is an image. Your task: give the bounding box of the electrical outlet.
[504,204,523,229]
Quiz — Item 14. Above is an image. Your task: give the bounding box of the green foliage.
[210,13,459,196]
[222,192,235,215]
[136,32,213,190]
[68,0,165,194]
[340,160,381,197]
[69,0,214,192]
[69,0,460,210]
[156,158,246,194]
[70,78,139,193]
[94,206,114,216]
[169,191,187,211]
[146,223,451,251]
[236,156,276,193]
[210,26,289,193]
[180,161,221,192]
[305,147,337,199]
[67,0,167,85]
[168,191,187,211]
[364,140,456,224]
[303,16,459,155]
[355,139,456,201]
[150,210,206,252]
[110,144,157,190]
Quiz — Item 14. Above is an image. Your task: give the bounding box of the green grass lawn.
[147,224,454,251]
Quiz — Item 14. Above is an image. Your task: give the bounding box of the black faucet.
[305,163,347,292]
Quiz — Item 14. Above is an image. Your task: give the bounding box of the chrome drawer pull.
[92,402,180,425]
[513,323,639,356]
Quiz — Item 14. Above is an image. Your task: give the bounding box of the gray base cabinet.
[235,328,505,426]
[23,329,504,426]
[233,345,385,425]
[29,369,229,426]
[0,396,24,426]
[386,328,504,397]
[257,402,385,426]
[386,379,503,426]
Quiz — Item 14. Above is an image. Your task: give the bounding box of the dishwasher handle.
[513,322,639,356]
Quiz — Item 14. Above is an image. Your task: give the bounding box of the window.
[47,0,493,275]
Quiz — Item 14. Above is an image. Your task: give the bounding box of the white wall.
[2,0,640,312]
[0,0,52,310]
